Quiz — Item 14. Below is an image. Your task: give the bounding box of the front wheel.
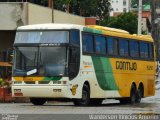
[30,98,46,106]
[90,99,103,106]
[73,84,90,106]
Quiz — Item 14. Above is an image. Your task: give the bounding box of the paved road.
[0,90,160,114]
[0,100,160,120]
[0,89,159,120]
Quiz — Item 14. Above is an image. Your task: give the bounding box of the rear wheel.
[119,98,129,104]
[135,86,143,103]
[119,85,137,104]
[30,98,46,106]
[129,85,137,104]
[73,84,90,106]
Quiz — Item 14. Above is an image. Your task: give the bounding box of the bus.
[12,24,156,106]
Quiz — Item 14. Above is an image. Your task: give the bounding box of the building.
[131,4,152,35]
[110,0,131,16]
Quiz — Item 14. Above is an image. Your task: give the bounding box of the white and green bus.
[12,24,156,106]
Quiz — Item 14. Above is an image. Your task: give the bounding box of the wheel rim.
[136,89,142,103]
[81,90,88,104]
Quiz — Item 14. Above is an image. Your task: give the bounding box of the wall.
[0,2,28,30]
[54,10,85,25]
[85,17,96,25]
[0,2,85,29]
[28,3,52,24]
[28,3,85,25]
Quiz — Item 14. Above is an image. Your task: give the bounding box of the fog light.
[13,81,22,84]
[14,89,21,93]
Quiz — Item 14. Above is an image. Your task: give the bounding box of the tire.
[135,86,143,103]
[30,98,46,106]
[73,84,90,106]
[129,85,137,104]
[90,99,103,106]
[119,98,130,104]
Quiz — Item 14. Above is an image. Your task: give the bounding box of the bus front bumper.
[12,85,71,98]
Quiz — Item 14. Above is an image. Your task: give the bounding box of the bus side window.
[129,41,139,58]
[149,43,154,59]
[69,47,80,80]
[95,35,106,54]
[107,37,118,56]
[70,30,80,46]
[69,30,80,80]
[119,39,129,57]
[82,33,94,53]
[140,42,149,58]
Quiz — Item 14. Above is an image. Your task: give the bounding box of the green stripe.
[44,77,62,81]
[83,27,102,34]
[92,56,118,90]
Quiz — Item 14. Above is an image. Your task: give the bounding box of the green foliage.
[54,0,111,19]
[97,0,112,20]
[100,12,138,34]
[54,0,66,11]
[0,78,4,87]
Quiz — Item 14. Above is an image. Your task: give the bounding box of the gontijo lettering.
[116,61,137,70]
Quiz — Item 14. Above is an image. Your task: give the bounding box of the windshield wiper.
[34,52,37,66]
[27,69,37,76]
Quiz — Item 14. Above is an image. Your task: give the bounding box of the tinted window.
[82,33,94,53]
[70,30,80,45]
[149,43,154,59]
[140,42,149,58]
[119,39,129,56]
[107,37,118,55]
[15,31,69,43]
[130,41,139,57]
[95,36,106,54]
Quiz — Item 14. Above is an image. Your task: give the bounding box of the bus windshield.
[15,31,69,44]
[13,46,68,77]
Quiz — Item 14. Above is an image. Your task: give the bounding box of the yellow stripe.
[13,77,44,81]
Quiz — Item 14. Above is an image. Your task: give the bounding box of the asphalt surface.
[0,84,159,120]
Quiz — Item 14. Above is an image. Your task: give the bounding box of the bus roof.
[86,25,153,42]
[17,23,153,42]
[17,23,84,30]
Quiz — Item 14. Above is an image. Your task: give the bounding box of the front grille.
[38,81,50,84]
[24,81,35,84]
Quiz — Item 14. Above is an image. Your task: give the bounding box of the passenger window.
[107,37,118,55]
[149,43,154,59]
[119,39,129,56]
[140,42,149,58]
[129,41,139,57]
[95,36,106,54]
[82,33,94,53]
[70,30,80,45]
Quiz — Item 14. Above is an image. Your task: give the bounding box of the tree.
[54,0,72,11]
[54,0,111,20]
[97,0,112,20]
[100,12,138,34]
